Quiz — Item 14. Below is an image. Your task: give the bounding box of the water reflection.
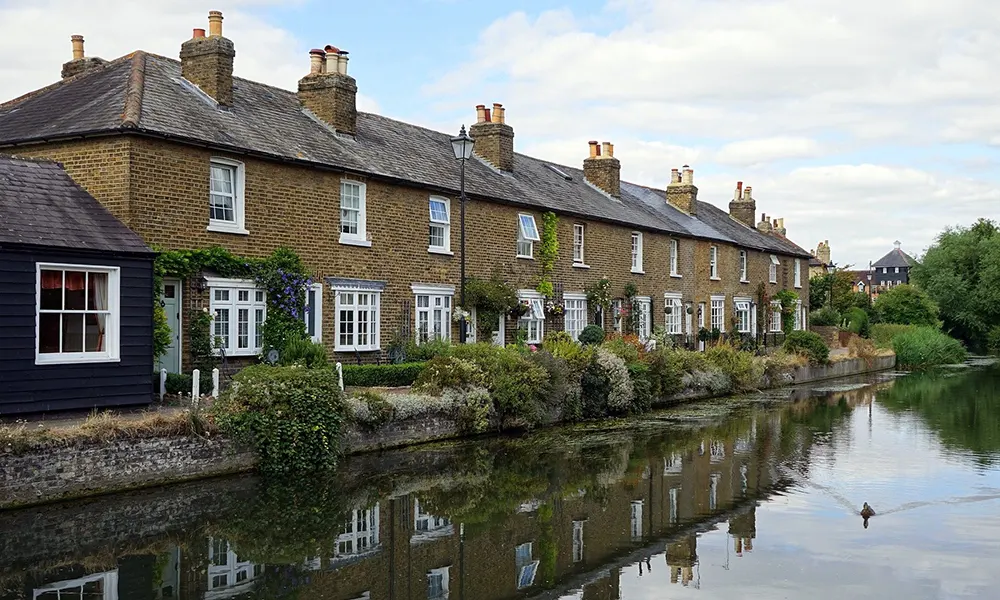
[3,368,1000,600]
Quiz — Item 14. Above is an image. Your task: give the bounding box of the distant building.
[871,241,918,290]
[808,240,835,278]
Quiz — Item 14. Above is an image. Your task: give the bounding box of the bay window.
[37,264,120,364]
[332,279,383,351]
[412,284,454,343]
[563,293,587,341]
[208,277,266,356]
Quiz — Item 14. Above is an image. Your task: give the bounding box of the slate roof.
[0,155,152,254]
[872,247,917,268]
[0,51,810,258]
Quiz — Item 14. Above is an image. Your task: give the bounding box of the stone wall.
[811,325,841,348]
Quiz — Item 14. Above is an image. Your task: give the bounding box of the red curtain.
[40,271,85,291]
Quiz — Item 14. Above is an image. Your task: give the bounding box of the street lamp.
[451,125,475,343]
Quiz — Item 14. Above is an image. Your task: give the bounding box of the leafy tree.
[809,274,830,309]
[810,268,857,314]
[911,218,1000,352]
[873,284,939,327]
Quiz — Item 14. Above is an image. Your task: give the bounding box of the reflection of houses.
[205,538,263,599]
[3,557,157,600]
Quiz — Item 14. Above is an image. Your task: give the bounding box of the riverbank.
[0,354,896,510]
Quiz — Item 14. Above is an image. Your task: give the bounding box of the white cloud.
[714,137,823,167]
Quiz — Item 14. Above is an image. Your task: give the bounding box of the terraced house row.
[0,11,810,387]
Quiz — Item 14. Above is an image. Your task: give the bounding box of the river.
[3,364,1000,599]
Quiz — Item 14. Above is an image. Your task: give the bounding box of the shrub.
[892,327,967,369]
[646,348,685,399]
[783,330,830,365]
[870,323,917,349]
[580,348,635,417]
[601,333,645,364]
[157,372,212,396]
[681,369,732,394]
[809,307,841,327]
[349,390,396,430]
[543,334,595,373]
[213,365,348,474]
[762,350,808,379]
[527,349,580,422]
[578,325,606,345]
[404,339,452,362]
[874,284,940,327]
[704,344,764,391]
[413,356,486,395]
[278,337,328,368]
[988,326,1000,356]
[451,344,550,429]
[844,307,871,338]
[341,363,425,387]
[847,336,879,365]
[626,362,654,413]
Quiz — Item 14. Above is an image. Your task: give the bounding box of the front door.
[157,279,182,374]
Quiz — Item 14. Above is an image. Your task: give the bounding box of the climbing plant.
[536,212,559,297]
[586,278,613,325]
[465,274,519,339]
[775,289,799,336]
[623,282,639,335]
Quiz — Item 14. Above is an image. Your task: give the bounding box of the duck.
[860,502,876,519]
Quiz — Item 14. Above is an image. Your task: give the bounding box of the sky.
[2,0,998,268]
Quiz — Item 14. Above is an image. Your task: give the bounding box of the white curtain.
[90,272,108,351]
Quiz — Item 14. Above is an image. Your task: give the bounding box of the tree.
[873,284,940,327]
[810,268,858,314]
[911,218,1000,352]
[809,274,830,310]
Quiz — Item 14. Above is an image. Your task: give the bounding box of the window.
[630,500,644,541]
[208,158,247,234]
[669,488,680,524]
[333,280,383,351]
[515,543,539,589]
[37,265,120,365]
[883,267,888,274]
[303,282,323,344]
[517,214,540,258]
[206,538,262,595]
[572,521,585,563]
[518,291,544,344]
[709,473,721,511]
[859,282,866,292]
[698,302,706,330]
[635,297,652,340]
[709,246,719,279]
[710,296,725,332]
[794,300,803,330]
[895,267,899,273]
[739,250,748,282]
[413,284,454,344]
[664,294,683,335]
[770,301,782,332]
[414,499,452,537]
[735,299,752,334]
[32,570,118,600]
[896,280,901,285]
[564,294,587,341]
[631,232,644,273]
[794,259,802,288]
[769,255,779,283]
[334,505,380,560]
[427,567,450,600]
[573,224,585,264]
[208,279,266,356]
[428,197,451,254]
[670,239,680,276]
[340,180,370,246]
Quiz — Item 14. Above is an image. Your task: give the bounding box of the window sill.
[516,255,534,260]
[207,223,249,235]
[340,236,373,247]
[631,269,645,275]
[670,273,682,279]
[740,279,750,284]
[710,277,721,281]
[215,349,259,357]
[428,247,454,256]
[769,280,778,285]
[36,354,120,366]
[335,347,381,353]
[572,262,590,269]
[795,285,802,289]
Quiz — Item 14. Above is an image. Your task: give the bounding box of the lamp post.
[451,125,474,343]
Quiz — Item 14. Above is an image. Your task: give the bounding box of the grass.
[892,326,968,369]
[0,408,214,455]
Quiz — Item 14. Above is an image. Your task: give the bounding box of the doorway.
[156,279,182,374]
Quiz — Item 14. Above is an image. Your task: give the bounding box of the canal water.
[3,364,1000,599]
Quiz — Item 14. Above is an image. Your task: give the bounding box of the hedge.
[341,362,426,387]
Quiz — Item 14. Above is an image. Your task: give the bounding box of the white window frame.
[208,158,248,235]
[33,570,119,600]
[709,246,719,280]
[332,282,382,352]
[734,298,752,334]
[664,293,683,335]
[515,542,539,590]
[635,296,652,340]
[770,300,782,332]
[206,538,262,599]
[333,505,381,562]
[670,239,681,277]
[895,267,900,273]
[517,289,544,344]
[428,196,452,255]
[517,214,540,259]
[769,255,779,283]
[631,232,644,273]
[303,282,324,344]
[573,223,587,266]
[339,179,371,247]
[207,277,267,357]
[414,498,453,540]
[572,520,586,563]
[795,299,803,330]
[36,263,121,365]
[563,293,588,341]
[427,566,451,600]
[794,259,802,288]
[412,283,455,344]
[710,295,725,332]
[630,500,644,540]
[739,250,748,282]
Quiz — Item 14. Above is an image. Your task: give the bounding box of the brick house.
[0,12,810,372]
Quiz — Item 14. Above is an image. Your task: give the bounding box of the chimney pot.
[193,28,206,39]
[297,43,358,134]
[476,105,487,123]
[469,101,515,171]
[491,103,503,124]
[681,166,694,185]
[337,51,349,75]
[601,142,612,158]
[588,140,599,158]
[70,34,85,60]
[207,10,224,37]
[583,140,620,197]
[309,49,326,74]
[743,185,752,201]
[736,181,743,198]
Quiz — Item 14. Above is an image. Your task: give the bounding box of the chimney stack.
[61,34,107,79]
[583,140,621,198]
[180,10,236,106]
[728,181,756,227]
[756,212,772,233]
[774,217,786,236]
[666,164,698,214]
[816,240,831,265]
[297,44,358,135]
[469,102,515,171]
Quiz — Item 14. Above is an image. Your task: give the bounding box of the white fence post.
[212,368,220,398]
[336,362,344,392]
[192,369,200,401]
[159,368,167,401]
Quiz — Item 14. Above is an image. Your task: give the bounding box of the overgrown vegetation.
[873,284,940,327]
[783,330,830,365]
[891,327,967,369]
[536,212,559,297]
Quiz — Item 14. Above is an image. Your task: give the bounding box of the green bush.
[451,344,549,429]
[527,349,580,422]
[578,325,606,345]
[892,327,967,369]
[626,362,654,413]
[845,307,871,338]
[870,323,917,349]
[543,335,594,373]
[987,326,1000,356]
[704,345,764,391]
[580,348,634,417]
[601,335,643,364]
[157,372,212,396]
[646,348,685,399]
[279,337,328,368]
[213,365,348,474]
[413,356,486,395]
[341,363,425,387]
[783,330,830,365]
[809,307,841,327]
[873,284,940,327]
[404,339,452,362]
[350,390,396,430]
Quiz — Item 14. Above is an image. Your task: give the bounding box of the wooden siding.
[0,247,154,415]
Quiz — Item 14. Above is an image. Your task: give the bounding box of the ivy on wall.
[775,289,799,336]
[536,212,559,297]
[152,246,312,361]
